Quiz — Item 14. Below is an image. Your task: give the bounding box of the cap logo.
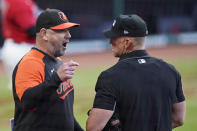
[112,20,116,27]
[58,12,67,21]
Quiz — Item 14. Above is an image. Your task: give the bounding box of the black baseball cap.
[36,9,79,33]
[103,14,148,38]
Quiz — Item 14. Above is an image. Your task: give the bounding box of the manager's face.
[46,29,71,57]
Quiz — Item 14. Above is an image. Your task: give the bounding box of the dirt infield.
[0,44,197,74]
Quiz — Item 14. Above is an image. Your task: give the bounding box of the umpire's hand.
[57,60,79,81]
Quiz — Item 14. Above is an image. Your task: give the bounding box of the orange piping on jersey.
[27,107,37,112]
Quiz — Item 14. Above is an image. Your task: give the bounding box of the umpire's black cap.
[36,9,79,33]
[103,14,148,38]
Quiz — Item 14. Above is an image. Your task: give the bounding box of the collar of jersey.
[32,47,57,62]
[119,50,149,61]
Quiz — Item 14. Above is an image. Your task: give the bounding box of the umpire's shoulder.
[154,57,181,77]
[98,62,121,79]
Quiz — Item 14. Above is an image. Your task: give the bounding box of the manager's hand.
[57,60,79,81]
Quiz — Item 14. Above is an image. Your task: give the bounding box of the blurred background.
[36,0,197,39]
[0,0,197,131]
[0,0,197,50]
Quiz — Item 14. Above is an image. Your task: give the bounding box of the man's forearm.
[171,101,186,129]
[86,108,114,131]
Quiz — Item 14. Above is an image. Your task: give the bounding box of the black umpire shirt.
[93,50,185,131]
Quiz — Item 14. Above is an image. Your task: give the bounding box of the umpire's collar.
[119,50,149,61]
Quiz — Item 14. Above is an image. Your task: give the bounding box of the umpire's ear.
[123,37,134,52]
[40,28,48,41]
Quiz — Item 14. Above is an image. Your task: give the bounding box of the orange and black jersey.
[12,47,83,131]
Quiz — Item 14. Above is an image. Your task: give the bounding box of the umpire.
[86,14,186,131]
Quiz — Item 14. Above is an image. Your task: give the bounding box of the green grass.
[73,66,110,127]
[0,75,13,131]
[0,58,197,130]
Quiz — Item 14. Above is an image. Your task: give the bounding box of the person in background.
[86,14,186,131]
[12,9,84,131]
[0,0,41,88]
[0,4,4,60]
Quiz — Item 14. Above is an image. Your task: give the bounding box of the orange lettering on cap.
[58,12,67,21]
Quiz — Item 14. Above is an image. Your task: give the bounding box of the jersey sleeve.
[93,72,117,110]
[15,58,62,110]
[170,65,185,104]
[15,58,45,100]
[174,72,185,103]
